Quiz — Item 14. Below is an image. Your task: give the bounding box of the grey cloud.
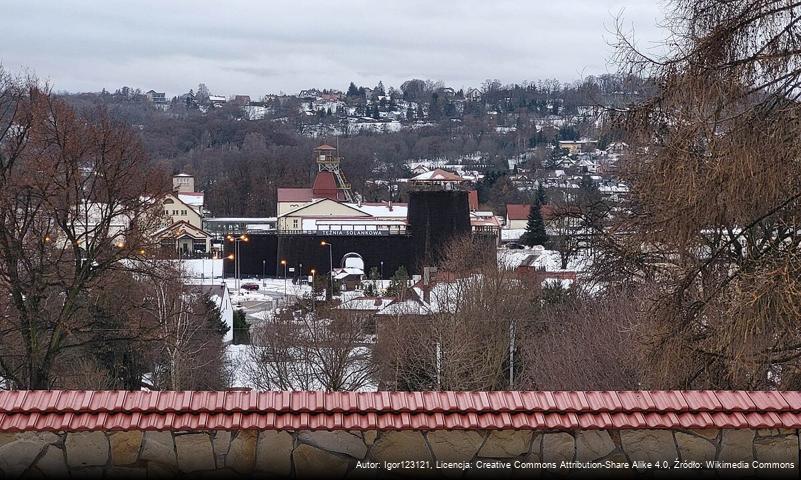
[0,0,666,97]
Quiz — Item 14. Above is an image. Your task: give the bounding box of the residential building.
[208,95,227,107]
[154,174,212,255]
[558,139,598,155]
[505,204,531,230]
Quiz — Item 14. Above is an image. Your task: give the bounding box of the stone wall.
[0,428,797,478]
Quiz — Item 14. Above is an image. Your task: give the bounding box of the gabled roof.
[315,144,337,150]
[332,267,364,280]
[177,192,204,209]
[0,390,798,431]
[277,188,314,203]
[376,297,431,316]
[506,203,556,221]
[506,204,530,220]
[163,193,200,212]
[154,220,211,240]
[279,198,370,218]
[410,168,465,182]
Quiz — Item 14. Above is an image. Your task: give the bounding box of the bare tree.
[0,72,169,388]
[244,304,375,391]
[143,264,229,390]
[375,235,538,390]
[518,288,645,390]
[598,0,801,388]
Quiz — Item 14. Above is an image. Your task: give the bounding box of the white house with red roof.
[154,174,212,255]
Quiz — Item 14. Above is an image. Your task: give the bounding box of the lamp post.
[310,269,316,311]
[380,260,384,279]
[226,253,236,293]
[262,259,266,286]
[226,234,249,295]
[320,241,334,300]
[280,259,287,301]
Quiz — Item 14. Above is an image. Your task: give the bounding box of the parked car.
[241,282,260,291]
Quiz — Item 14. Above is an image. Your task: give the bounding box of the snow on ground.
[177,259,223,279]
[501,229,525,242]
[497,246,593,272]
[223,277,312,309]
[226,343,377,391]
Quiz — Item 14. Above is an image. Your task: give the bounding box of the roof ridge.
[0,390,795,414]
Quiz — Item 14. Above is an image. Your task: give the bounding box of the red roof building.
[311,171,340,201]
[506,203,531,221]
[277,188,314,203]
[0,390,799,432]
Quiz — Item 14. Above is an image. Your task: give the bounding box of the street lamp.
[380,260,384,279]
[262,259,266,286]
[280,259,287,301]
[320,241,334,300]
[310,268,316,311]
[226,234,249,295]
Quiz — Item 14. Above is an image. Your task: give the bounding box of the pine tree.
[536,182,547,205]
[520,200,548,247]
[386,266,409,299]
[205,297,229,337]
[346,82,360,97]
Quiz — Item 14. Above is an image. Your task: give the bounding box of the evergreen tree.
[232,308,249,345]
[386,266,410,299]
[520,200,548,247]
[346,82,360,97]
[536,182,547,205]
[428,93,442,120]
[406,105,414,121]
[205,297,229,337]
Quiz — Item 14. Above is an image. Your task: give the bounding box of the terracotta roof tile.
[0,391,799,431]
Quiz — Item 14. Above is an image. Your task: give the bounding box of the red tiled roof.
[506,203,556,221]
[277,188,313,203]
[0,391,798,432]
[315,144,336,150]
[506,203,530,220]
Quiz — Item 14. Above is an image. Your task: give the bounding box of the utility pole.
[509,320,516,388]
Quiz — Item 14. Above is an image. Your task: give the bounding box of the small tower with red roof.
[314,144,353,202]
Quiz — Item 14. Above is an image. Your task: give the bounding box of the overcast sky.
[1,0,667,97]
